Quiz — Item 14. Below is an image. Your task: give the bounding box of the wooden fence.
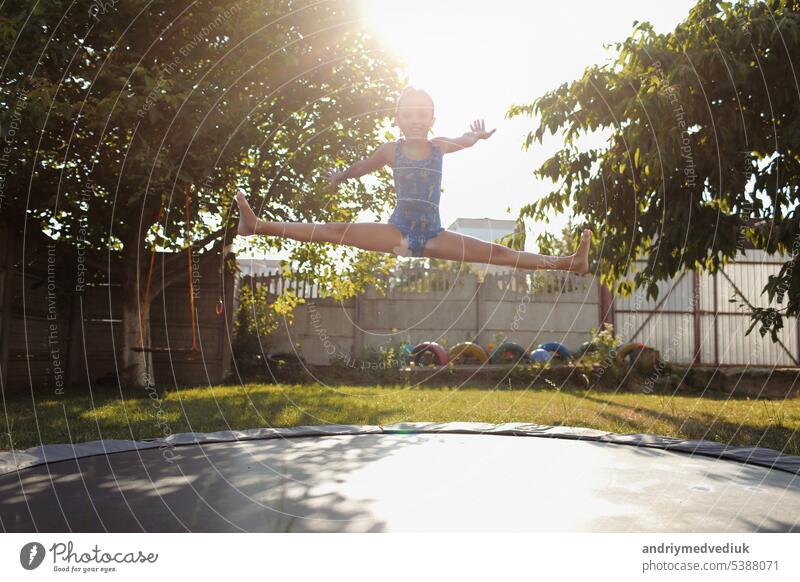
[0,222,235,392]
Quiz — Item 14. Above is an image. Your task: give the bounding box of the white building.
[236,257,282,277]
[447,217,519,273]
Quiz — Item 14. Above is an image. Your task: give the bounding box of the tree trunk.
[117,227,231,389]
[120,269,154,390]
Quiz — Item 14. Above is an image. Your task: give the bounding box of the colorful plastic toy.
[398,342,414,365]
[615,342,646,364]
[489,341,529,365]
[448,342,489,365]
[529,348,553,363]
[410,342,450,367]
[573,341,598,359]
[537,341,573,360]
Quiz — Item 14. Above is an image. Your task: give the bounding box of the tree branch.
[149,234,228,299]
[159,227,227,272]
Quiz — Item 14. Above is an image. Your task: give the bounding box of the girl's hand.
[470,119,496,140]
[323,168,346,190]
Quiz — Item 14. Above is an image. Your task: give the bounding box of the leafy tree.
[494,219,526,251]
[508,0,800,339]
[0,0,402,387]
[535,221,580,258]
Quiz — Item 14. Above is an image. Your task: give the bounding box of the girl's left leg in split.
[236,190,409,255]
[421,228,592,274]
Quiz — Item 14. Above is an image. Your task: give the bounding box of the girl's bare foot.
[569,229,592,274]
[236,190,258,236]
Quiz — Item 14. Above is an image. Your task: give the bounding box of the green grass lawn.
[2,383,799,455]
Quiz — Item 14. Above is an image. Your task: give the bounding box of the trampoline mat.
[2,429,799,532]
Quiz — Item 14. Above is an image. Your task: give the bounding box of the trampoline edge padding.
[1,422,799,477]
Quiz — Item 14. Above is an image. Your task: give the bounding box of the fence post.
[713,272,719,366]
[693,270,701,365]
[475,273,494,345]
[475,273,484,345]
[796,316,800,366]
[64,289,82,387]
[353,291,363,358]
[0,224,11,391]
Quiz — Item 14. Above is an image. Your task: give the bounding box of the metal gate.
[609,250,799,367]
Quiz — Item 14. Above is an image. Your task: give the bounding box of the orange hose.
[185,183,198,351]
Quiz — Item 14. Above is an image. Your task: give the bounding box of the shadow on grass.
[578,392,800,456]
[3,382,798,453]
[1,385,405,451]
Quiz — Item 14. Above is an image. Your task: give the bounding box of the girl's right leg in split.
[422,228,592,273]
[236,191,409,255]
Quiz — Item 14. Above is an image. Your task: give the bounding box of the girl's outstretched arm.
[434,119,496,154]
[324,142,392,189]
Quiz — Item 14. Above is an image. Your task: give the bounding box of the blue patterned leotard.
[388,138,446,257]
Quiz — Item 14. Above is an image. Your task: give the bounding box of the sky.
[243,0,697,259]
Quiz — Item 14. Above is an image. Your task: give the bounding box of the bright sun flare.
[360,0,513,116]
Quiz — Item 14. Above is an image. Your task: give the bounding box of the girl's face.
[396,94,435,140]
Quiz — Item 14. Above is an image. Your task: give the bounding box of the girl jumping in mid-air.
[236,87,592,272]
